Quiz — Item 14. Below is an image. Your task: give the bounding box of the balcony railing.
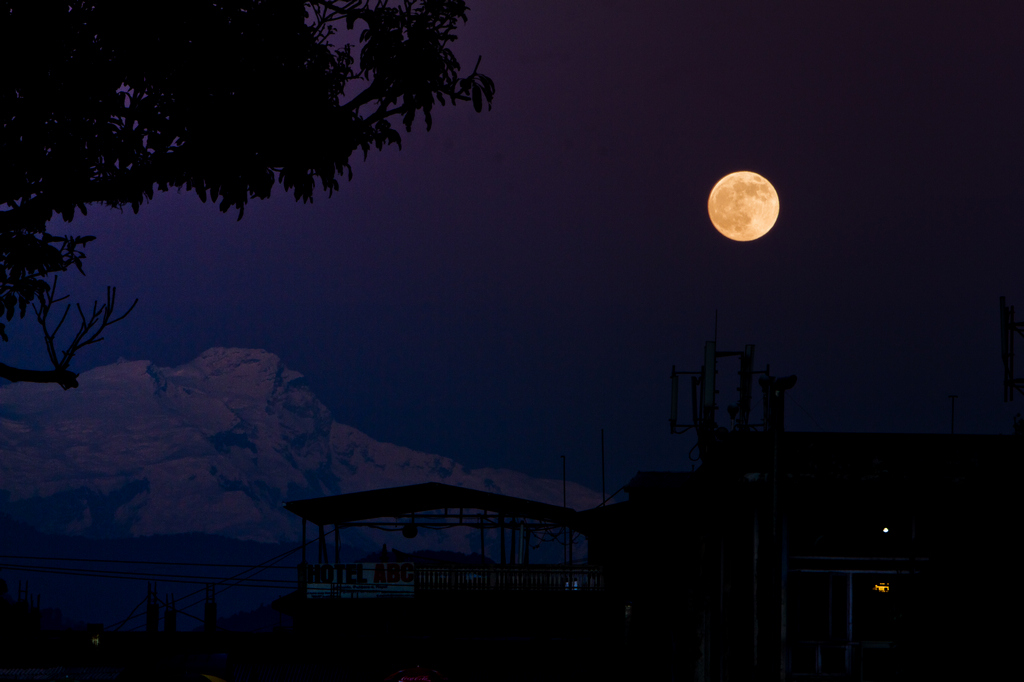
[415,565,604,592]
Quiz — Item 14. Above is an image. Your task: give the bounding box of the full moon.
[707,171,780,241]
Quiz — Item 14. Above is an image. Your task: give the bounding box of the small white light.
[882,527,889,533]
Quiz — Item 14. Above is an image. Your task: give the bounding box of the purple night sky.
[5,1,1023,494]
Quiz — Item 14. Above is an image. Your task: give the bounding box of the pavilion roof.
[284,482,579,527]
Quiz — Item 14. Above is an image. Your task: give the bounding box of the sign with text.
[302,562,415,599]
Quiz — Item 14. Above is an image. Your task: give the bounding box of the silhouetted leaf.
[0,0,492,376]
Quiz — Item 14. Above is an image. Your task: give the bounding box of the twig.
[30,278,138,388]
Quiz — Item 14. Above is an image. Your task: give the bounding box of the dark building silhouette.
[585,431,1016,681]
[265,429,1015,681]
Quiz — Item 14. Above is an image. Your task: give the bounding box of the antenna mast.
[670,342,768,435]
[1000,297,1024,401]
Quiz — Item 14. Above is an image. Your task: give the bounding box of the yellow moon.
[707,171,780,241]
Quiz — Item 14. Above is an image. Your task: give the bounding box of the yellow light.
[872,583,890,593]
[882,527,889,533]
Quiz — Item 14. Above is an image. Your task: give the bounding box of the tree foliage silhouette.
[0,0,493,389]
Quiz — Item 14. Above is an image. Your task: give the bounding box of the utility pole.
[146,582,158,633]
[204,584,216,633]
[948,395,958,434]
[758,374,797,682]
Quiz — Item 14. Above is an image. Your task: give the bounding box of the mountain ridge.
[0,348,601,547]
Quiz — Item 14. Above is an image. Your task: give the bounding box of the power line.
[0,563,291,588]
[788,392,825,431]
[0,554,297,569]
[108,594,149,632]
[109,542,306,631]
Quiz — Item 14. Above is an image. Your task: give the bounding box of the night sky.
[6,1,1023,497]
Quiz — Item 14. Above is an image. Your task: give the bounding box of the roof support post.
[569,525,573,574]
[510,517,516,565]
[500,514,506,566]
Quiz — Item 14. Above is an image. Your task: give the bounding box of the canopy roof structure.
[284,482,581,529]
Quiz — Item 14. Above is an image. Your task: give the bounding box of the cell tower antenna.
[668,327,771,464]
[1000,297,1024,401]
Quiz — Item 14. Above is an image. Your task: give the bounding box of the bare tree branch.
[0,362,79,390]
[6,277,140,390]
[52,287,138,371]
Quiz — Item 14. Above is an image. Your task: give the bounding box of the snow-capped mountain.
[0,348,601,545]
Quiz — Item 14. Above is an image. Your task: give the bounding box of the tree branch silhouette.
[0,0,492,388]
[0,279,137,390]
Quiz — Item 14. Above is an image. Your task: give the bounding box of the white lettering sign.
[302,562,415,599]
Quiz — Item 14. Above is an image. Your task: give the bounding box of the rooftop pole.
[561,455,567,566]
[566,455,573,575]
[601,429,606,506]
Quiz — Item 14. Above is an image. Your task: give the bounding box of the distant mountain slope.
[0,348,600,545]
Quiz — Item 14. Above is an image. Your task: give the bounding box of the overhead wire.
[106,541,307,631]
[8,516,591,630]
[0,562,293,586]
[788,392,826,431]
[601,485,625,505]
[0,554,298,569]
[108,594,150,632]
